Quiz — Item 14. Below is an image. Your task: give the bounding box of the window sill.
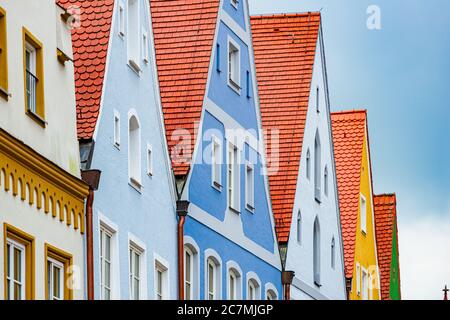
[245,204,255,213]
[26,110,46,128]
[128,59,141,75]
[129,178,142,193]
[314,280,322,288]
[114,142,120,150]
[228,79,241,95]
[0,86,10,101]
[229,206,240,214]
[212,181,222,192]
[315,196,321,204]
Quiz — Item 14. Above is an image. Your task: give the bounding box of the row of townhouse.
[0,0,401,300]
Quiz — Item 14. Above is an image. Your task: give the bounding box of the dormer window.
[228,38,240,93]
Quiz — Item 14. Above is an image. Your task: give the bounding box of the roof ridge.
[331,109,367,115]
[251,11,321,20]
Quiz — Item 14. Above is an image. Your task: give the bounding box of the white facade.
[284,28,347,300]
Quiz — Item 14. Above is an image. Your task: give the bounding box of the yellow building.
[0,0,88,299]
[331,110,381,300]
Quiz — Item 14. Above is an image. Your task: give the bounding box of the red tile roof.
[374,193,400,300]
[331,110,367,278]
[57,0,114,140]
[150,0,220,176]
[251,13,321,243]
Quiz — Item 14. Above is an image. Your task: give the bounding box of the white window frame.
[128,112,142,189]
[331,237,335,270]
[114,110,121,148]
[264,283,278,300]
[245,162,254,212]
[246,273,261,300]
[25,42,37,114]
[360,194,367,234]
[226,261,242,300]
[316,86,320,113]
[314,131,321,202]
[324,165,328,196]
[356,262,361,296]
[100,226,113,300]
[313,217,321,286]
[227,36,241,94]
[154,255,169,300]
[362,267,368,300]
[142,29,149,64]
[211,136,222,190]
[184,247,194,300]
[296,210,302,244]
[118,2,125,37]
[47,257,64,300]
[146,143,153,176]
[127,0,141,73]
[230,0,239,9]
[128,236,146,300]
[306,149,311,180]
[184,237,200,300]
[6,238,26,300]
[205,250,222,300]
[227,142,240,213]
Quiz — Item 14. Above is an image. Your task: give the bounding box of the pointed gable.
[251,13,321,243]
[331,110,367,278]
[374,193,400,300]
[57,0,114,140]
[150,0,220,176]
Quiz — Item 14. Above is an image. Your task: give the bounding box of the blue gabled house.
[59,0,178,299]
[151,0,282,300]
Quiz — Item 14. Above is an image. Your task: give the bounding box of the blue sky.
[249,0,450,299]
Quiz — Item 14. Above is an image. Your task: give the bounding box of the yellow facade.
[349,132,380,300]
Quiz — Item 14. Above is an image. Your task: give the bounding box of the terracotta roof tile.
[150,0,220,176]
[331,110,367,278]
[374,193,400,300]
[57,0,114,140]
[251,13,321,243]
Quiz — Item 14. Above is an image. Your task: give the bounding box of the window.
[316,86,320,113]
[142,30,149,63]
[296,210,302,244]
[314,131,321,202]
[147,144,153,176]
[216,44,221,72]
[306,149,311,180]
[4,224,34,300]
[362,268,368,300]
[231,0,239,9]
[266,289,277,300]
[127,0,141,71]
[228,39,240,92]
[360,194,367,234]
[185,248,193,300]
[247,278,260,300]
[228,143,240,212]
[228,269,238,300]
[129,245,142,300]
[331,237,335,269]
[100,227,113,300]
[118,3,125,37]
[313,217,321,286]
[356,262,361,295]
[23,29,45,124]
[211,137,222,189]
[114,111,120,147]
[154,261,168,300]
[0,7,8,98]
[129,114,141,188]
[245,163,254,211]
[206,258,219,300]
[246,70,251,98]
[45,245,72,300]
[324,166,328,196]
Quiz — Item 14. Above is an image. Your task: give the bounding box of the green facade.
[389,220,401,300]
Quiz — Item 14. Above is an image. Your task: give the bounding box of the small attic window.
[231,0,239,9]
[316,86,320,113]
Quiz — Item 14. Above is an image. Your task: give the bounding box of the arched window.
[314,131,321,202]
[313,217,321,286]
[296,210,302,244]
[184,238,199,300]
[129,114,141,186]
[324,166,328,197]
[266,289,277,300]
[306,149,311,180]
[247,278,261,300]
[331,237,335,269]
[227,264,242,300]
[206,253,221,300]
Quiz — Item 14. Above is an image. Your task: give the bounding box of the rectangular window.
[228,39,240,92]
[155,261,168,300]
[114,111,120,147]
[45,244,73,300]
[207,261,215,300]
[100,227,113,300]
[23,28,45,124]
[118,3,125,37]
[4,224,34,300]
[245,163,254,211]
[316,86,320,113]
[147,144,153,176]
[362,268,368,300]
[356,263,361,296]
[229,272,236,300]
[216,44,221,72]
[0,7,8,98]
[211,137,222,189]
[246,70,251,98]
[360,194,367,234]
[142,30,149,63]
[228,143,240,212]
[129,246,141,300]
[185,250,192,300]
[127,0,141,72]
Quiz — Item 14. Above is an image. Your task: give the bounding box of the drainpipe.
[81,170,101,301]
[176,200,189,300]
[281,271,295,300]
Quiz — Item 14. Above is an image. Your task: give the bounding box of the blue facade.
[182,0,282,300]
[89,0,177,300]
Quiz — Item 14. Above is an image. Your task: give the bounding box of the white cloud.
[399,213,450,300]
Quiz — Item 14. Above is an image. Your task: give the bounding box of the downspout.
[81,170,101,301]
[176,200,190,300]
[281,271,295,300]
